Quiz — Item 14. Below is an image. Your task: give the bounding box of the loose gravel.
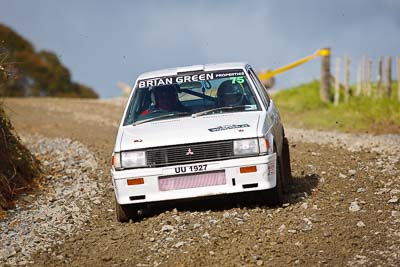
[0,135,102,266]
[3,98,400,267]
[286,128,400,176]
[286,128,400,155]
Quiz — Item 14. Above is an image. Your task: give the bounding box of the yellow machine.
[258,48,330,82]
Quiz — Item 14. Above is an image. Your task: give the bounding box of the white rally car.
[111,63,291,222]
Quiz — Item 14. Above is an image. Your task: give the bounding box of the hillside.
[0,24,98,98]
[273,80,400,134]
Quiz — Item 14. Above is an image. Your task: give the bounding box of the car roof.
[137,62,249,80]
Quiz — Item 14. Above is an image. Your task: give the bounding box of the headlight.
[233,139,259,155]
[121,151,146,168]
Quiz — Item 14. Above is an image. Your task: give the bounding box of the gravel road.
[0,135,101,265]
[2,98,399,266]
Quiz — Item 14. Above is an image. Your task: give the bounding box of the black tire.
[269,151,284,206]
[115,198,139,223]
[255,143,286,206]
[282,137,292,190]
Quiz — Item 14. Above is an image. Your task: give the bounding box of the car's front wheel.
[115,198,140,223]
[256,143,285,206]
[282,136,292,191]
[269,151,284,206]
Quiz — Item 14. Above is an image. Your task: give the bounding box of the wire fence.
[332,54,400,105]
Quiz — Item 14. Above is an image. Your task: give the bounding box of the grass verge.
[273,80,400,134]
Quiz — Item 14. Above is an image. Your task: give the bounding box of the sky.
[1,0,399,98]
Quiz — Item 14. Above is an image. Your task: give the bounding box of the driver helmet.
[217,80,244,107]
[152,85,180,111]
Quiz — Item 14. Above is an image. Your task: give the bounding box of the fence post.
[344,55,350,102]
[386,56,392,97]
[377,56,383,97]
[320,48,332,102]
[334,57,341,105]
[397,56,400,102]
[367,60,372,96]
[362,56,368,95]
[356,63,362,96]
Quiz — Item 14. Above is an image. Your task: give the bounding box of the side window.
[249,68,271,103]
[247,68,270,108]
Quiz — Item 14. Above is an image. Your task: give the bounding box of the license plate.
[174,164,207,174]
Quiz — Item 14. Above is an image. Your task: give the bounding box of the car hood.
[118,112,262,151]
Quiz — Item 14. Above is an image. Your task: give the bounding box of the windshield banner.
[137,70,245,88]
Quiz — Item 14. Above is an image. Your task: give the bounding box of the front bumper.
[111,153,277,205]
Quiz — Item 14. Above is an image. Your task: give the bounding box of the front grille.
[146,140,234,167]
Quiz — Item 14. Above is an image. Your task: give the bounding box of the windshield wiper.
[192,105,246,118]
[133,112,190,126]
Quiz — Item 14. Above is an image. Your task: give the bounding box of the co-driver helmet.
[217,80,244,107]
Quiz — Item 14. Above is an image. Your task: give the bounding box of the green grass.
[273,80,400,133]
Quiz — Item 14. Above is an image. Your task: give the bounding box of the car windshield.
[123,69,261,125]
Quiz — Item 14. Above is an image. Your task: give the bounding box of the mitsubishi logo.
[186,148,194,156]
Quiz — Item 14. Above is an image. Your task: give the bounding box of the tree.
[0,23,98,98]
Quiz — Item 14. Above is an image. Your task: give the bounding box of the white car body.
[111,63,287,219]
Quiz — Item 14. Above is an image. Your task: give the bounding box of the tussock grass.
[273,80,400,133]
[0,103,41,211]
